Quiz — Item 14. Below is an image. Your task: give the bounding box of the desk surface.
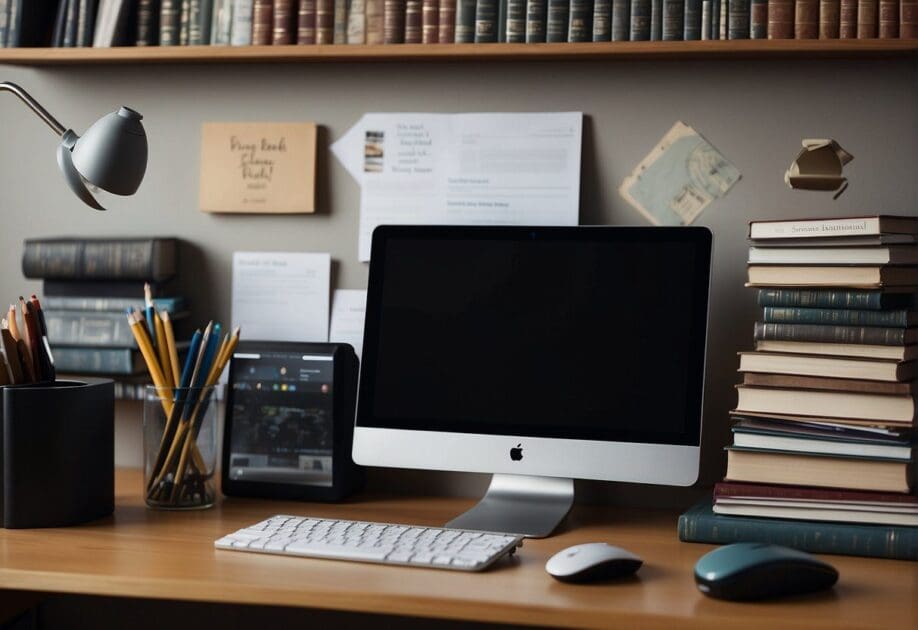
[0,469,915,629]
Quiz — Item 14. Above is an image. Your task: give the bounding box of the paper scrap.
[231,252,330,342]
[785,138,853,199]
[332,112,583,261]
[329,289,367,361]
[620,121,741,226]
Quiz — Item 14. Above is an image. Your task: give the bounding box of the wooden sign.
[199,122,317,214]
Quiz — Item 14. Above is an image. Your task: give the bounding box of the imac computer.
[353,225,712,537]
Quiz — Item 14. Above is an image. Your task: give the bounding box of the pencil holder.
[0,379,114,528]
[144,385,220,510]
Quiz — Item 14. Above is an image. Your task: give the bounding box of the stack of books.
[731,216,918,513]
[21,237,187,384]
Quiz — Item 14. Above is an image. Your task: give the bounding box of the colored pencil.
[161,311,181,389]
[154,311,173,389]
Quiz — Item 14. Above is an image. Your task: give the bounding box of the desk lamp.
[0,81,147,210]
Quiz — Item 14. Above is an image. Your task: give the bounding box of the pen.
[144,283,156,347]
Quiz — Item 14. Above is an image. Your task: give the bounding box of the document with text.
[332,112,583,261]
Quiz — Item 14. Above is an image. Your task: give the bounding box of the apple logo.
[510,443,523,461]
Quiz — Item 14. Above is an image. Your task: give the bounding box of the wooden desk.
[0,469,914,629]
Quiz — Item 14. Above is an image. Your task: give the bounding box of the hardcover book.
[794,0,818,36]
[507,0,526,40]
[652,0,663,37]
[365,0,383,42]
[679,500,918,560]
[754,339,918,361]
[762,306,917,328]
[750,0,766,35]
[683,0,701,37]
[546,0,569,40]
[746,265,918,288]
[274,0,297,43]
[455,0,476,41]
[754,320,918,346]
[475,0,499,40]
[569,0,594,39]
[422,0,439,40]
[230,0,254,44]
[137,0,160,44]
[161,0,181,43]
[317,0,335,42]
[661,0,683,37]
[592,0,611,38]
[438,0,456,40]
[405,0,422,41]
[727,0,748,36]
[77,0,99,46]
[297,0,317,42]
[840,0,857,34]
[748,245,918,265]
[742,372,918,396]
[857,0,878,36]
[735,384,918,424]
[22,238,178,283]
[611,0,629,38]
[52,346,147,375]
[334,0,347,41]
[903,0,917,37]
[878,0,898,36]
[526,0,548,39]
[630,0,651,37]
[819,0,840,35]
[737,350,915,381]
[767,0,794,37]
[756,287,915,310]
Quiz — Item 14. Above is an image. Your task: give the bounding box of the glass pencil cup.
[143,385,221,510]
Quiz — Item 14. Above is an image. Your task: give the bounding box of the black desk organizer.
[0,379,114,528]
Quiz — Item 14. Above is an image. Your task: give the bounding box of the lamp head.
[57,106,148,211]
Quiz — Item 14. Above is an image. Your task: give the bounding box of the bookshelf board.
[0,40,915,65]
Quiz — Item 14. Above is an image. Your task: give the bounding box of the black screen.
[357,226,711,446]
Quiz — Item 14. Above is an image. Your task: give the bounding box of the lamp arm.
[0,81,67,137]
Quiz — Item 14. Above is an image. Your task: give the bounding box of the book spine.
[42,296,186,314]
[662,0,683,37]
[189,0,205,44]
[0,0,8,47]
[438,0,456,39]
[298,0,317,42]
[719,0,728,36]
[701,0,711,35]
[678,502,918,561]
[630,0,651,36]
[754,321,908,346]
[611,0,629,37]
[273,0,295,42]
[231,0,254,44]
[749,0,766,34]
[22,239,176,283]
[365,0,383,41]
[63,0,79,46]
[403,0,420,41]
[77,0,98,46]
[138,0,160,44]
[763,306,910,328]
[819,0,840,34]
[52,347,142,375]
[345,0,366,41]
[546,0,569,39]
[593,0,611,36]
[652,0,663,36]
[455,0,476,40]
[728,0,748,35]
[795,0,818,35]
[526,0,547,38]
[317,0,335,41]
[46,311,138,348]
[684,0,701,36]
[757,288,891,310]
[840,0,857,33]
[420,0,438,39]
[711,0,719,36]
[903,0,917,36]
[569,0,593,39]
[383,0,405,40]
[858,0,878,35]
[334,0,347,41]
[879,0,898,35]
[6,0,18,47]
[767,0,793,36]
[180,0,191,44]
[507,0,526,39]
[475,0,498,39]
[498,0,508,38]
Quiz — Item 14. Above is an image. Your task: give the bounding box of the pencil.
[0,326,24,384]
[6,305,20,341]
[153,311,172,390]
[161,311,181,389]
[127,309,169,412]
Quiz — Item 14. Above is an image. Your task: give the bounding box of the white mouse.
[545,543,643,583]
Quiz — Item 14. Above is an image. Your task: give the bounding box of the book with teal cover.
[756,288,914,311]
[678,499,918,560]
[763,306,913,328]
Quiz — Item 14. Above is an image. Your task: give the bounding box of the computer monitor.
[353,225,712,537]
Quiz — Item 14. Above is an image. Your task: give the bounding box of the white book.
[749,216,918,240]
[346,0,366,43]
[748,246,918,265]
[732,431,913,460]
[713,503,918,527]
[230,0,253,45]
[211,0,234,43]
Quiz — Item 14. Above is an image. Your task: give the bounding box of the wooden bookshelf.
[0,39,915,65]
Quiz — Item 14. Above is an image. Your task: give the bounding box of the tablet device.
[221,341,363,501]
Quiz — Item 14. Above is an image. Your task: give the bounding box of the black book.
[525,0,547,40]
[710,0,719,37]
[507,0,526,40]
[51,0,69,46]
[546,0,569,40]
[474,0,499,41]
[650,0,662,36]
[455,0,477,41]
[43,280,174,299]
[592,0,611,38]
[683,0,700,36]
[630,0,650,37]
[727,0,747,37]
[568,0,593,39]
[8,0,58,46]
[76,0,98,46]
[23,238,179,283]
[610,0,629,38]
[63,0,80,46]
[497,0,508,39]
[661,0,682,37]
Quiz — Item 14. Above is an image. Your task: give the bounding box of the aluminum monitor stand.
[445,474,574,538]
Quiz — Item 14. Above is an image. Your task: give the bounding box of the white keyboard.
[215,515,524,572]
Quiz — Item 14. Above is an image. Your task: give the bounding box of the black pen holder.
[0,379,114,528]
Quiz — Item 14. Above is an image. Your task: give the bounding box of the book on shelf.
[679,499,918,560]
[22,238,178,283]
[610,0,628,38]
[592,0,611,39]
[251,0,272,43]
[736,384,918,424]
[737,350,916,381]
[762,306,917,328]
[747,265,918,288]
[748,0,765,36]
[710,0,719,37]
[751,215,918,240]
[63,0,80,48]
[455,0,475,40]
[568,0,593,40]
[316,0,334,41]
[420,0,436,41]
[717,0,725,37]
[53,346,147,375]
[661,0,682,38]
[840,0,857,35]
[728,0,749,37]
[904,0,917,37]
[683,0,700,38]
[137,0,160,45]
[630,0,651,38]
[741,371,918,395]
[383,0,404,41]
[754,338,918,360]
[437,0,455,40]
[505,0,524,40]
[342,0,357,41]
[161,0,181,43]
[756,287,916,310]
[857,0,878,36]
[794,0,817,37]
[7,0,58,47]
[546,0,568,40]
[819,0,839,36]
[651,0,662,38]
[754,321,918,346]
[725,447,912,492]
[498,0,508,39]
[45,309,189,348]
[211,0,233,44]
[189,0,214,44]
[475,0,498,41]
[230,0,253,44]
[878,0,898,36]
[365,0,382,40]
[275,0,297,43]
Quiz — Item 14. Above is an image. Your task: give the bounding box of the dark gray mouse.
[695,542,839,601]
[545,543,643,583]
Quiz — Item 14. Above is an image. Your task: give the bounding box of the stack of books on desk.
[680,215,918,560]
[21,237,187,380]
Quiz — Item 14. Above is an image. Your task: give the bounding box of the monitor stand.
[445,474,574,538]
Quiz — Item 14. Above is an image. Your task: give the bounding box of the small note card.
[199,122,317,214]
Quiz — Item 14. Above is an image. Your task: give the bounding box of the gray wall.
[1,57,916,508]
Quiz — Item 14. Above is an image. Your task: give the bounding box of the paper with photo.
[619,121,741,226]
[329,289,367,360]
[231,252,331,342]
[332,112,583,261]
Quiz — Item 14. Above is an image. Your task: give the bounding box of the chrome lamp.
[1,81,147,210]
